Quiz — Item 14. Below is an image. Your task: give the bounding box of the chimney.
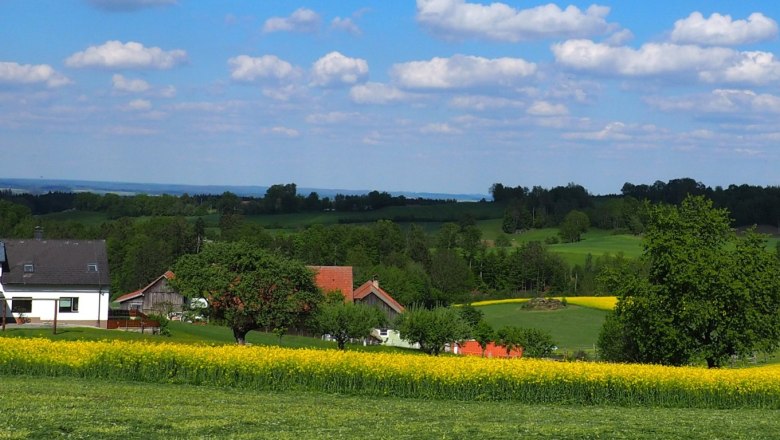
[34,226,44,240]
[371,275,379,288]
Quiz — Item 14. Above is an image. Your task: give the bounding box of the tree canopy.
[598,196,780,367]
[171,242,321,344]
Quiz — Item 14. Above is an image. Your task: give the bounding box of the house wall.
[1,286,109,327]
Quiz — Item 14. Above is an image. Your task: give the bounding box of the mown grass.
[477,304,608,353]
[3,375,779,439]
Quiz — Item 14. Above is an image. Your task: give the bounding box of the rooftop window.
[87,263,98,272]
[23,264,34,273]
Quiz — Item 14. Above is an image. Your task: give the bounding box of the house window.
[59,297,79,313]
[11,298,32,313]
[87,263,98,273]
[23,264,34,273]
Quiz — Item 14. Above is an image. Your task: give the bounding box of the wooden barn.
[115,271,184,315]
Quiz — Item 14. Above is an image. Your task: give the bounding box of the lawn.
[477,303,608,353]
[3,375,778,439]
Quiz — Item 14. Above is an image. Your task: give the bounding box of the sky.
[2,0,780,196]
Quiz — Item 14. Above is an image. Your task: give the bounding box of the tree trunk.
[233,327,249,345]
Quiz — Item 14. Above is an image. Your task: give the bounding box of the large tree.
[598,196,780,368]
[171,242,321,344]
[396,307,470,355]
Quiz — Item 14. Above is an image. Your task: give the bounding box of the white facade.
[2,286,109,326]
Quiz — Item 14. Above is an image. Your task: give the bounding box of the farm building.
[308,266,405,320]
[115,271,184,316]
[0,234,110,327]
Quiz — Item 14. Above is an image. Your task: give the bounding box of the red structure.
[456,340,523,358]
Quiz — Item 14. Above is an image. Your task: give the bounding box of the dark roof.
[0,241,8,272]
[0,239,109,286]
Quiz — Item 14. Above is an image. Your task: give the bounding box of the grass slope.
[3,375,778,440]
[477,304,607,353]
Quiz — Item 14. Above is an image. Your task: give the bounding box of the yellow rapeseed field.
[0,338,777,408]
[468,296,617,310]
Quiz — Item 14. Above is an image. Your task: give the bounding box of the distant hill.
[0,178,488,202]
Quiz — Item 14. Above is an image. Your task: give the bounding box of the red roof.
[115,271,176,303]
[457,340,523,358]
[308,266,354,301]
[353,280,405,313]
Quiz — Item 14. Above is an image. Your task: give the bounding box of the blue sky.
[2,0,779,195]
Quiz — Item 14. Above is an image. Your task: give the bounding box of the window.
[87,263,98,272]
[23,264,34,273]
[11,298,32,313]
[59,297,79,313]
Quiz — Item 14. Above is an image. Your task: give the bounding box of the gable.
[353,281,405,314]
[0,239,109,286]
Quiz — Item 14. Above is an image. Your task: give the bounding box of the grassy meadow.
[476,303,608,353]
[4,375,779,440]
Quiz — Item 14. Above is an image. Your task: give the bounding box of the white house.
[0,236,110,328]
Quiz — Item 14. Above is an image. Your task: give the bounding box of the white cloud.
[699,51,780,85]
[159,85,176,98]
[332,17,361,35]
[420,122,461,134]
[416,0,614,42]
[553,39,780,84]
[647,89,780,114]
[392,55,536,89]
[124,98,152,111]
[670,12,778,46]
[263,8,321,33]
[350,82,412,104]
[66,41,187,69]
[310,52,368,87]
[228,55,299,82]
[0,61,70,87]
[265,126,300,137]
[305,112,359,124]
[105,125,157,136]
[562,121,633,141]
[112,74,150,93]
[449,95,524,110]
[169,101,244,112]
[527,100,569,116]
[86,0,176,12]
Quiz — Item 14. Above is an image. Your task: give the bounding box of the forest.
[0,177,777,306]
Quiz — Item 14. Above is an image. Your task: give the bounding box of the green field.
[477,303,608,353]
[3,375,778,439]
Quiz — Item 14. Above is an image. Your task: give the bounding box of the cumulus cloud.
[0,61,71,87]
[552,39,780,84]
[331,17,361,35]
[263,8,321,33]
[670,12,778,46]
[350,82,414,104]
[86,0,176,12]
[562,121,633,141]
[310,52,368,87]
[305,112,359,124]
[420,122,461,134]
[392,55,536,89]
[66,41,187,69]
[448,95,524,110]
[416,0,614,42]
[228,55,299,82]
[112,74,150,93]
[124,98,152,111]
[526,100,569,116]
[264,126,300,137]
[647,89,780,114]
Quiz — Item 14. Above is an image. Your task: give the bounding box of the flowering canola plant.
[468,296,617,310]
[0,338,777,408]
